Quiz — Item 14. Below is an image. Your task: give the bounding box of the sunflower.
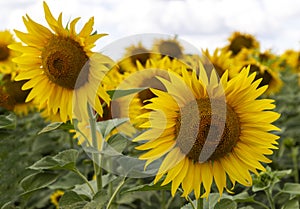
[9,2,111,122]
[152,37,184,59]
[110,56,186,136]
[50,190,64,209]
[223,31,260,56]
[118,42,152,73]
[0,30,19,78]
[201,48,234,77]
[232,59,282,95]
[0,74,35,115]
[133,65,280,199]
[279,49,300,72]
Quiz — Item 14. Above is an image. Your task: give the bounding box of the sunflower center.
[249,65,272,87]
[175,98,240,162]
[229,36,253,55]
[3,75,30,104]
[130,48,150,66]
[42,36,89,89]
[158,41,183,59]
[0,44,10,61]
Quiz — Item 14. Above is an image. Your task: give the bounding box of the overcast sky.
[1,0,300,55]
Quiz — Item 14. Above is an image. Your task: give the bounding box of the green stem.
[161,190,166,209]
[253,200,271,209]
[292,147,299,183]
[88,104,102,191]
[197,186,204,209]
[73,168,95,195]
[178,188,196,209]
[264,189,275,209]
[197,198,203,209]
[106,177,127,209]
[186,196,196,209]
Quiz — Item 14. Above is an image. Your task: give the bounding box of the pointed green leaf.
[83,190,108,209]
[107,88,146,100]
[233,192,255,203]
[20,172,59,195]
[122,181,171,193]
[281,198,299,209]
[29,149,79,171]
[0,113,16,129]
[282,183,300,195]
[97,118,128,138]
[214,199,237,209]
[106,133,128,153]
[38,122,63,134]
[59,191,87,209]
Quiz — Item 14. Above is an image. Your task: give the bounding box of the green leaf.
[29,149,79,171]
[0,113,16,129]
[49,172,85,190]
[20,172,59,195]
[83,190,108,209]
[106,133,128,153]
[281,198,299,209]
[107,88,146,100]
[59,191,87,209]
[232,192,255,203]
[181,200,196,209]
[122,181,171,193]
[282,183,300,195]
[214,199,237,209]
[73,181,97,199]
[97,118,128,138]
[38,122,63,134]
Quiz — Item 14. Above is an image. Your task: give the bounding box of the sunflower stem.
[197,186,204,209]
[161,190,166,209]
[72,168,95,195]
[88,104,103,192]
[253,200,271,209]
[186,195,196,209]
[106,177,127,209]
[292,147,299,183]
[264,188,275,209]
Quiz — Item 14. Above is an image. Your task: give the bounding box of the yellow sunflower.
[0,74,35,115]
[0,30,19,77]
[9,2,111,122]
[279,49,300,71]
[118,42,152,73]
[50,190,64,209]
[133,65,280,199]
[110,56,186,136]
[201,48,234,77]
[152,37,184,59]
[231,59,282,95]
[223,31,260,56]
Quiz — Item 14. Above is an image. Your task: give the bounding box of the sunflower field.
[1,2,300,209]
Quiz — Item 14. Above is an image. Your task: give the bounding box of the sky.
[0,0,300,56]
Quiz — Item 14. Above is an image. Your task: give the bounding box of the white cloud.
[0,0,299,54]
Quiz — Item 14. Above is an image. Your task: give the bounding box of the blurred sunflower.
[280,49,300,71]
[152,37,184,59]
[223,32,260,56]
[9,2,111,122]
[0,30,19,78]
[232,59,282,95]
[134,65,280,198]
[50,190,64,209]
[202,48,233,77]
[118,42,152,73]
[0,74,35,115]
